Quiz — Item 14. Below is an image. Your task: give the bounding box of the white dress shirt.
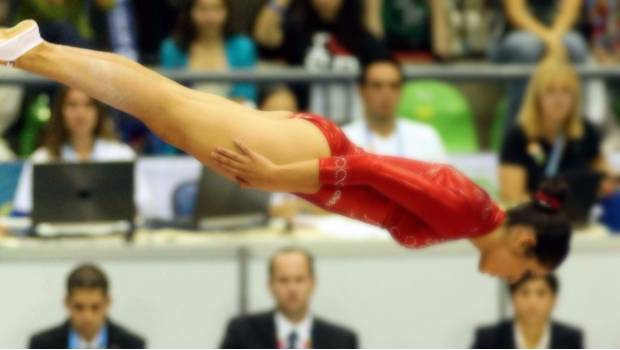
[76,334,104,349]
[514,322,551,349]
[13,139,149,213]
[342,118,447,162]
[275,311,314,349]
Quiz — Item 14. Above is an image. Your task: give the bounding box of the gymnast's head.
[478,180,571,283]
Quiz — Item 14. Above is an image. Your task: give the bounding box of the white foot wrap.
[0,23,43,63]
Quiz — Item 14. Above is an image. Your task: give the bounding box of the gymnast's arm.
[210,141,320,193]
[317,154,505,235]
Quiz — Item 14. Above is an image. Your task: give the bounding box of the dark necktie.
[287,331,298,349]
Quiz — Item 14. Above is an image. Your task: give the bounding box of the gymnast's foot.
[0,20,43,65]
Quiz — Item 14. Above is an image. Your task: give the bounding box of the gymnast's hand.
[211,140,280,191]
[211,140,321,194]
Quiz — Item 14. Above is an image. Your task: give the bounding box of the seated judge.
[499,60,617,211]
[472,273,584,349]
[29,264,146,349]
[12,86,149,216]
[220,247,358,349]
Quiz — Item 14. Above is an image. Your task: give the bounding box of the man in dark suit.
[472,274,584,349]
[221,247,358,349]
[29,264,146,349]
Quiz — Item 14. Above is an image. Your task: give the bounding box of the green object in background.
[19,93,51,157]
[490,98,508,152]
[397,80,478,153]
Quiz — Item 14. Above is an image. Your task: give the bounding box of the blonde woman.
[499,60,617,206]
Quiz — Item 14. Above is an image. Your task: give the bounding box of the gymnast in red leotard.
[1,21,571,283]
[210,113,573,283]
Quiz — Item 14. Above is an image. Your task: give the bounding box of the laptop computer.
[193,167,270,231]
[32,162,135,236]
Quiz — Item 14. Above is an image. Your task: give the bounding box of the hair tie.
[535,192,562,211]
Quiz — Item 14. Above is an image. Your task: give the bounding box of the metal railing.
[0,64,618,86]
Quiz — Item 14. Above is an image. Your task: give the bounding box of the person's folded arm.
[503,0,551,39]
[551,0,582,36]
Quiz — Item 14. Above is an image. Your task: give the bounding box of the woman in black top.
[499,60,617,207]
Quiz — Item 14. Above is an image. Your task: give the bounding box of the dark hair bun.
[535,180,569,212]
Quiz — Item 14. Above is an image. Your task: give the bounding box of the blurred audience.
[29,264,145,349]
[254,0,389,119]
[472,274,584,349]
[499,60,617,216]
[343,58,446,161]
[12,87,144,215]
[490,0,588,128]
[160,0,257,102]
[220,247,358,349]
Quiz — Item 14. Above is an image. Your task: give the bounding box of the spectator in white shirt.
[343,58,447,162]
[13,87,147,214]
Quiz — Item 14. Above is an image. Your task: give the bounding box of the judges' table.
[0,224,619,348]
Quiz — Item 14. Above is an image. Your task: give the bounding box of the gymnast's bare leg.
[4,21,330,174]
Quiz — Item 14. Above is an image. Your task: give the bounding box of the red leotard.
[292,113,506,249]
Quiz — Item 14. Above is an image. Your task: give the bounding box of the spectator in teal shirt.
[160,0,257,103]
[154,0,257,154]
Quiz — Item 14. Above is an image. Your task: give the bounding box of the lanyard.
[545,134,566,177]
[68,326,108,349]
[365,124,405,156]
